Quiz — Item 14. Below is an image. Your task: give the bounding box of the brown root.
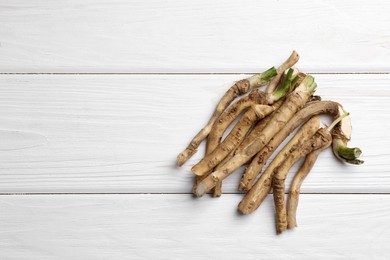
[238,100,349,214]
[273,128,332,234]
[287,150,321,229]
[192,104,274,176]
[194,76,316,197]
[239,116,320,192]
[234,99,284,156]
[178,67,277,166]
[177,79,250,166]
[206,90,269,156]
[238,96,319,192]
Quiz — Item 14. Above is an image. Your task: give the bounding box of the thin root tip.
[238,181,248,192]
[291,50,299,59]
[177,154,185,166]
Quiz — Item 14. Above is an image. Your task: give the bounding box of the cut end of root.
[177,153,186,166]
[296,75,316,95]
[328,112,349,132]
[339,146,362,161]
[302,75,315,87]
[195,183,207,197]
[291,50,300,61]
[351,147,362,158]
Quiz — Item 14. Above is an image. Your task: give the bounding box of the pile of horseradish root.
[177,51,364,234]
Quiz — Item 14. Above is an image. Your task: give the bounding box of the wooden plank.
[0,74,388,193]
[0,0,390,73]
[0,194,389,259]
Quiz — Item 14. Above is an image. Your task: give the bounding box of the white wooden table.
[1,1,390,259]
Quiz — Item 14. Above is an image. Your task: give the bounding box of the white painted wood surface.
[1,0,390,258]
[0,0,390,73]
[0,74,388,193]
[1,194,390,259]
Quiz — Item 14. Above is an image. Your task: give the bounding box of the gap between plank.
[0,72,389,75]
[0,192,389,196]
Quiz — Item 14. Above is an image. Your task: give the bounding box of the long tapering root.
[287,150,321,229]
[266,50,300,94]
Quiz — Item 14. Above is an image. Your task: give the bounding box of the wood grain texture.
[0,74,388,193]
[1,194,389,259]
[0,0,390,73]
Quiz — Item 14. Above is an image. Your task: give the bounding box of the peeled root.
[273,128,332,234]
[177,67,277,166]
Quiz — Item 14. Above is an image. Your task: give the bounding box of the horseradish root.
[238,116,320,212]
[177,53,363,234]
[286,150,321,229]
[238,101,362,215]
[199,71,297,175]
[273,127,333,234]
[195,75,317,197]
[177,67,277,166]
[239,116,320,192]
[286,112,350,229]
[192,88,289,177]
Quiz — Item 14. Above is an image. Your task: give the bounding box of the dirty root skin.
[286,149,321,229]
[177,67,277,166]
[192,70,299,177]
[273,128,332,234]
[266,51,300,94]
[194,75,317,197]
[238,101,361,215]
[239,116,320,192]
